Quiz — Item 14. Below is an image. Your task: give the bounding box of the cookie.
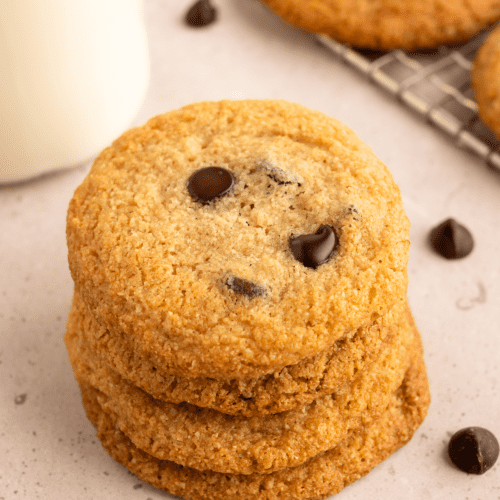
[260,0,500,50]
[471,24,500,141]
[77,333,430,500]
[69,289,407,416]
[65,301,414,475]
[66,99,410,379]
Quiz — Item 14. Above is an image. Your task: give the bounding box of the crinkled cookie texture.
[260,0,500,50]
[472,24,500,141]
[69,290,407,416]
[67,100,410,379]
[77,335,430,500]
[65,305,413,475]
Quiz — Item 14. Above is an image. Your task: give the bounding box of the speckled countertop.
[1,1,499,499]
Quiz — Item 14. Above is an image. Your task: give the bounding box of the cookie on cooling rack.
[259,0,500,50]
[471,24,500,141]
[75,315,429,500]
[66,99,410,380]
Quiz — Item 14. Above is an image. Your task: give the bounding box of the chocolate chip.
[225,276,267,298]
[259,160,303,186]
[346,205,360,221]
[188,166,236,204]
[429,218,474,259]
[185,0,217,27]
[448,427,499,474]
[289,225,338,269]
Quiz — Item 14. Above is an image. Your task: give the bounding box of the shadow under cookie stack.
[65,100,430,500]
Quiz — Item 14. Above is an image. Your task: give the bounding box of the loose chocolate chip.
[187,166,236,204]
[225,276,267,298]
[429,218,473,259]
[185,0,217,27]
[289,225,338,269]
[448,427,499,474]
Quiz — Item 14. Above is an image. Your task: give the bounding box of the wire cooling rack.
[316,27,500,170]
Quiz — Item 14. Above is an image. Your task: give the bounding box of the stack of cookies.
[65,100,430,500]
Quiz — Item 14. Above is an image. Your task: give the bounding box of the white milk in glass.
[0,0,149,182]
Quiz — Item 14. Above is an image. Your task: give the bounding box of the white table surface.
[1,1,499,499]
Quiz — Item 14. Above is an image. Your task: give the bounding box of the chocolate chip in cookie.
[224,275,267,298]
[188,166,236,205]
[290,225,338,269]
[259,160,303,186]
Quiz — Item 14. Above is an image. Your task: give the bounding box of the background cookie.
[70,290,407,416]
[67,99,410,379]
[260,0,500,50]
[471,24,500,141]
[77,338,430,500]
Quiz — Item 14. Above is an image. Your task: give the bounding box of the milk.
[0,0,149,182]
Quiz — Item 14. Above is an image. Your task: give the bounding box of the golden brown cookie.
[67,99,410,380]
[77,335,430,500]
[65,303,414,475]
[260,0,500,50]
[69,290,408,416]
[471,24,500,141]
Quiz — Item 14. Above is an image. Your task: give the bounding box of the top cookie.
[471,24,500,141]
[67,100,409,379]
[260,0,500,50]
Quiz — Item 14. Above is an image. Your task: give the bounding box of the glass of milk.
[0,0,149,183]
